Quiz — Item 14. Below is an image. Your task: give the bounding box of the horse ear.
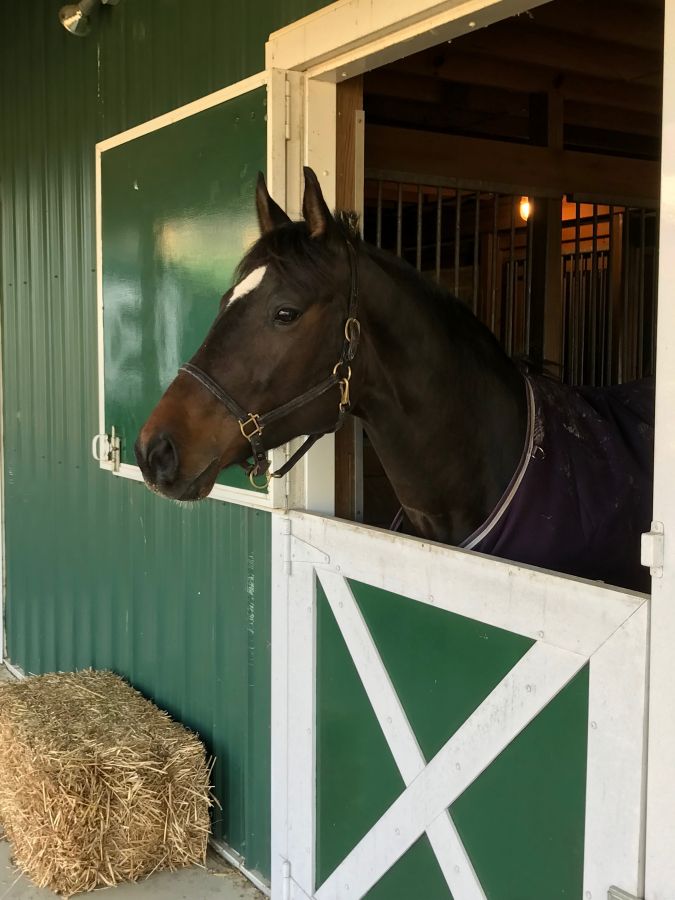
[302,166,333,239]
[256,172,291,234]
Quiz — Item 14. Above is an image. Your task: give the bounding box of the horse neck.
[352,248,527,545]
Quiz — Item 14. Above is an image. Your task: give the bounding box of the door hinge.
[284,78,291,141]
[641,521,664,578]
[608,887,643,900]
[280,859,314,900]
[91,426,121,473]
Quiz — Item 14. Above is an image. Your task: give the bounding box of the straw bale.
[0,670,214,897]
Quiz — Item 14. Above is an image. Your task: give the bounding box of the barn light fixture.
[59,0,118,37]
[519,196,531,222]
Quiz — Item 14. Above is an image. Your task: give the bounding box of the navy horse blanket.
[461,375,654,593]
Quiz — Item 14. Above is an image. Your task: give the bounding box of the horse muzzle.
[134,378,250,500]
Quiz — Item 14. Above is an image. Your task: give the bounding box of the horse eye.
[275,307,301,324]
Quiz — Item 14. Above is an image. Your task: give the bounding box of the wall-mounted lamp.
[519,196,531,222]
[59,0,118,37]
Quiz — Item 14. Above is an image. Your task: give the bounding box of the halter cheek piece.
[179,240,361,489]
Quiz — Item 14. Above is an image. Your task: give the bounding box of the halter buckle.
[333,363,352,412]
[240,413,263,440]
[249,469,271,490]
[344,316,361,345]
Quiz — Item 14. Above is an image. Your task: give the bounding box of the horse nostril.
[146,433,179,484]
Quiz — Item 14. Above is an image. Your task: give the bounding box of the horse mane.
[237,208,514,373]
[236,211,360,292]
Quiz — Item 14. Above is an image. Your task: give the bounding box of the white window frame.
[94,69,334,513]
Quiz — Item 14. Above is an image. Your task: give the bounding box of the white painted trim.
[284,544,317,896]
[645,2,675,895]
[289,512,646,657]
[317,569,485,898]
[271,517,292,900]
[584,604,649,900]
[315,642,585,900]
[113,463,275,512]
[96,72,268,153]
[298,76,339,516]
[0,258,5,664]
[267,0,550,80]
[2,659,26,681]
[94,143,110,470]
[209,838,270,896]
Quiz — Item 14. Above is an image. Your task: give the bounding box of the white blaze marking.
[228,265,267,306]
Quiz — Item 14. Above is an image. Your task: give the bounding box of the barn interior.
[334,0,665,526]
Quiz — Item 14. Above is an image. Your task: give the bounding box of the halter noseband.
[179,240,361,489]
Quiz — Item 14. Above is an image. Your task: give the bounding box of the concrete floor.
[0,666,264,900]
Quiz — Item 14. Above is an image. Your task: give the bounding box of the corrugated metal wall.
[0,0,329,880]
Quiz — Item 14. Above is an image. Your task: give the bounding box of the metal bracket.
[91,426,121,473]
[284,77,291,141]
[641,520,664,578]
[280,520,330,575]
[608,887,643,900]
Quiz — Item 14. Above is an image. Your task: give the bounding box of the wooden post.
[529,91,563,372]
[334,76,364,521]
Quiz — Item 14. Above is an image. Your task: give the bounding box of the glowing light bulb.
[519,196,531,222]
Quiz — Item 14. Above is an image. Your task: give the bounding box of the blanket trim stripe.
[461,378,536,552]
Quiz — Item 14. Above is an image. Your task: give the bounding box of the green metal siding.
[0,0,331,881]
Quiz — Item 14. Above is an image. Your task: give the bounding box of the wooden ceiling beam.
[366,124,660,207]
[565,101,660,139]
[391,51,662,115]
[365,69,529,114]
[365,94,530,141]
[365,71,661,138]
[528,0,663,52]
[456,21,661,87]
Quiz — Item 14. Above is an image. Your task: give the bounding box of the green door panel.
[350,579,534,762]
[316,583,406,889]
[101,86,267,490]
[451,665,589,900]
[317,579,589,898]
[365,835,454,900]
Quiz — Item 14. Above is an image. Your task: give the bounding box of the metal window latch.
[608,887,643,900]
[641,521,664,578]
[91,426,121,473]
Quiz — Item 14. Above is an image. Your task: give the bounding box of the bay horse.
[135,168,654,593]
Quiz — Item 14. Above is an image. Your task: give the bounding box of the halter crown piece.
[179,239,361,489]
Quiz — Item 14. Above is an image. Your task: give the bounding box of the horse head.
[135,168,360,501]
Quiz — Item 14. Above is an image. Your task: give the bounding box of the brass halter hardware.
[344,316,361,345]
[249,469,272,489]
[239,413,263,440]
[333,363,352,412]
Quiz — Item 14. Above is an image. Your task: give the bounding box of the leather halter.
[179,240,361,489]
